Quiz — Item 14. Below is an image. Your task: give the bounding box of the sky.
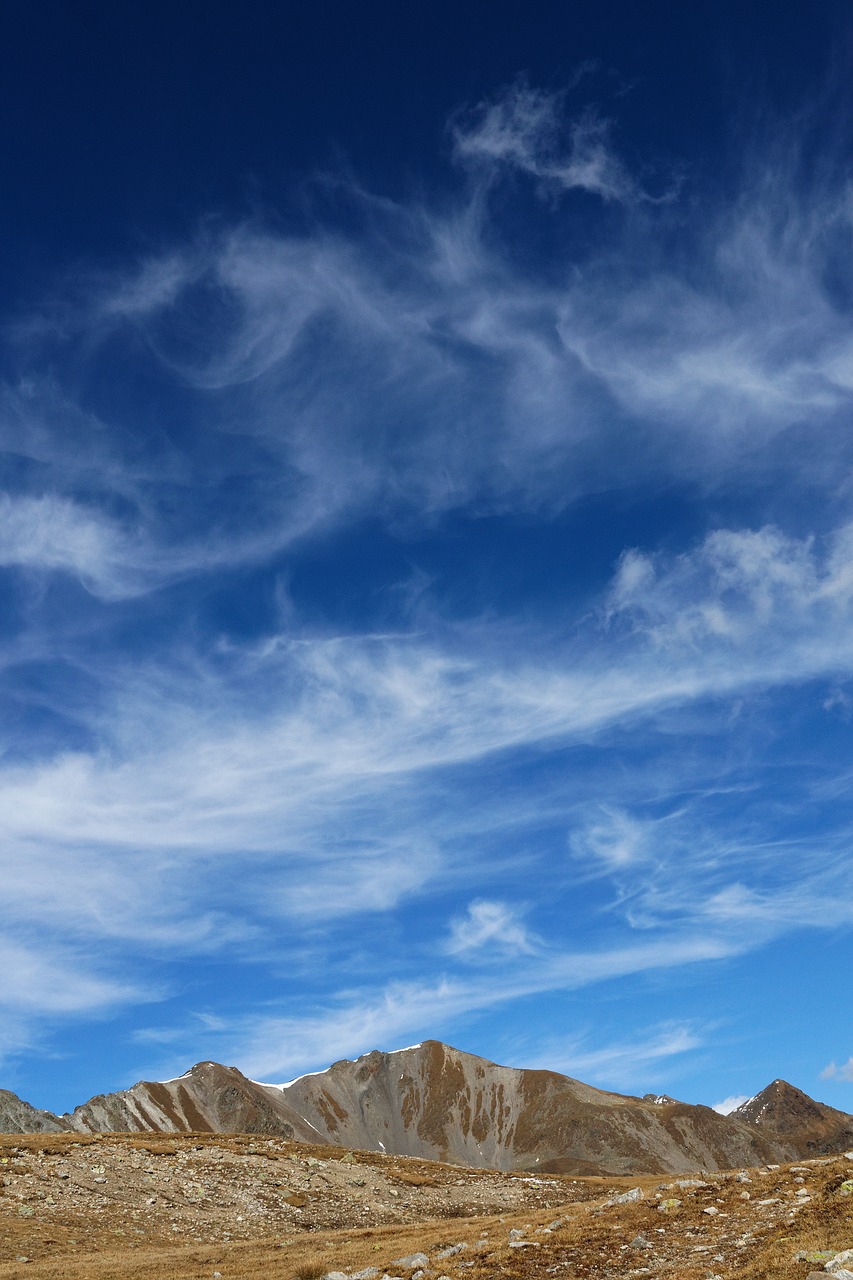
[2,0,853,1120]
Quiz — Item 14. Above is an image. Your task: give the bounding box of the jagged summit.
[3,1042,851,1174]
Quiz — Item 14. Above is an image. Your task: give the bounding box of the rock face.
[0,1088,65,1134]
[263,1041,791,1174]
[733,1078,853,1155]
[3,1043,852,1176]
[63,1060,322,1143]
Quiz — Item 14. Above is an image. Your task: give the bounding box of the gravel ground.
[0,1133,850,1279]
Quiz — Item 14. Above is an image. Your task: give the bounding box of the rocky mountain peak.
[3,1043,853,1172]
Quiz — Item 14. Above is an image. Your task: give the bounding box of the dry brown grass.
[1,1131,851,1279]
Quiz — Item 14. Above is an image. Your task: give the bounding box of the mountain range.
[3,1041,852,1175]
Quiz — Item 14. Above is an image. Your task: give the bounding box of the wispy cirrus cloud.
[452,79,649,203]
[0,494,140,599]
[527,1023,704,1090]
[171,937,735,1084]
[3,84,850,611]
[0,939,141,1016]
[2,79,853,1106]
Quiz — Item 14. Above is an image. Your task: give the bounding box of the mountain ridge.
[3,1041,851,1176]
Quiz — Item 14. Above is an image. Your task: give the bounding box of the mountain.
[263,1040,789,1174]
[2,1042,851,1175]
[0,1088,66,1134]
[732,1077,853,1155]
[63,1060,323,1143]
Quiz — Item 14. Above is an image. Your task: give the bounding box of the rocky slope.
[0,1092,64,1136]
[734,1079,853,1156]
[62,1060,321,1144]
[2,1042,852,1177]
[1,1131,852,1280]
[264,1041,792,1174]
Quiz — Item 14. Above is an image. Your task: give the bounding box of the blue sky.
[2,0,853,1118]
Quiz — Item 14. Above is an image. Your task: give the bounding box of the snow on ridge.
[255,1066,330,1091]
[255,1044,423,1090]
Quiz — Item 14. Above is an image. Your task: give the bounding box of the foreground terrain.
[1,1131,851,1280]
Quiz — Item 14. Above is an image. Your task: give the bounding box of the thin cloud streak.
[526,1023,704,1090]
[223,935,738,1081]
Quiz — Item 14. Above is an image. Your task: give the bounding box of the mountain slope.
[63,1060,326,1143]
[3,1043,852,1176]
[260,1040,791,1174]
[0,1088,65,1134]
[733,1078,853,1155]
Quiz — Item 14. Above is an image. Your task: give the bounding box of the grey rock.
[435,1244,467,1259]
[608,1186,643,1204]
[828,1255,853,1275]
[389,1255,429,1272]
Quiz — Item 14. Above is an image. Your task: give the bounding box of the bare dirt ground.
[0,1132,850,1279]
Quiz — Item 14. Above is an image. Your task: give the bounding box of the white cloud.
[570,807,652,869]
[1,87,849,613]
[217,940,730,1082]
[3,516,853,977]
[453,81,645,204]
[0,938,142,1016]
[712,1094,750,1115]
[821,1058,853,1082]
[446,900,536,956]
[606,522,853,666]
[2,82,853,1080]
[0,494,137,598]
[535,1024,702,1089]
